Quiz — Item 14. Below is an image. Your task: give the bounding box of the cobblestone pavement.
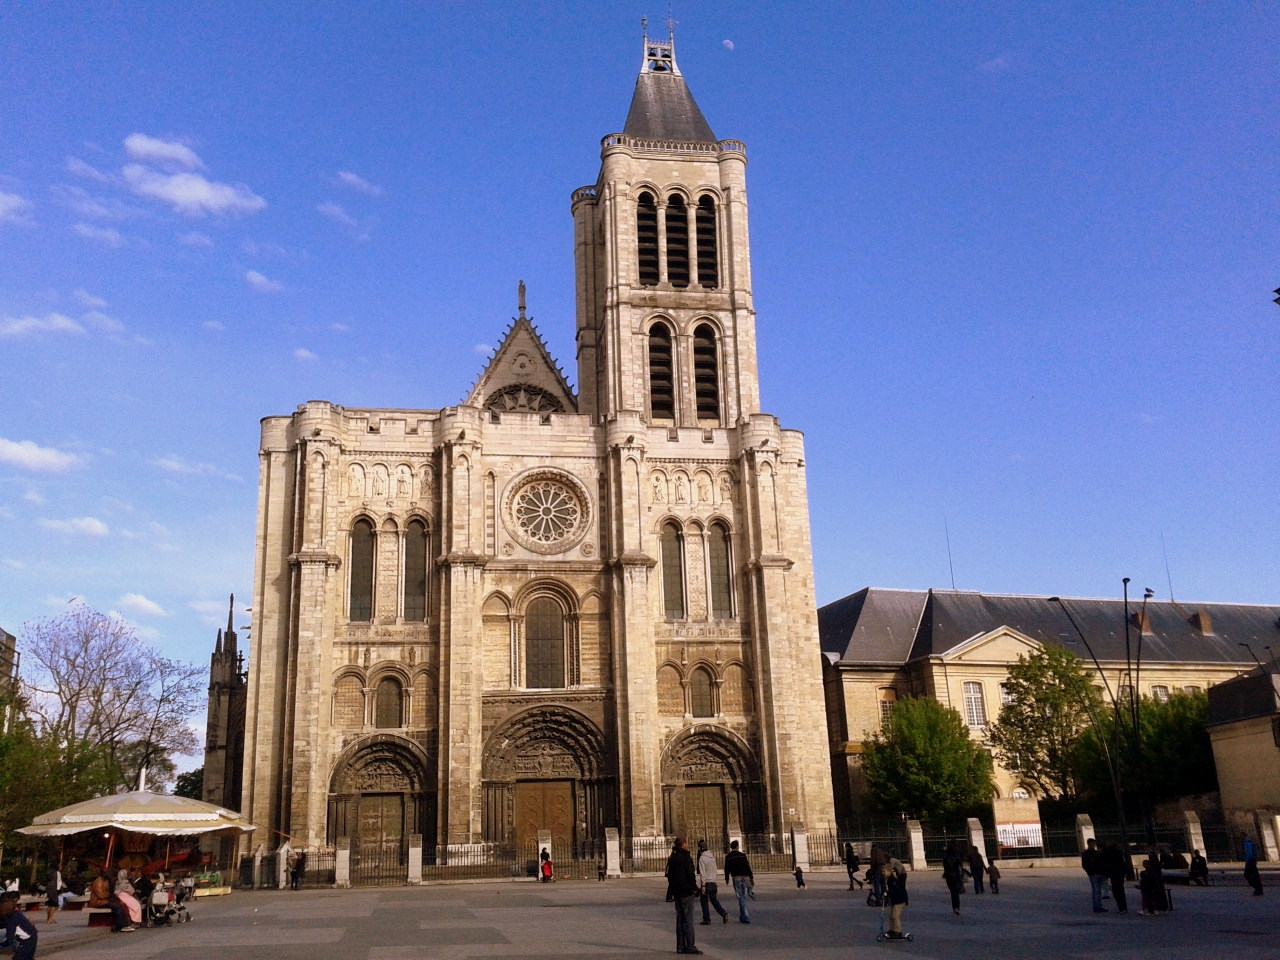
[31,867,1280,960]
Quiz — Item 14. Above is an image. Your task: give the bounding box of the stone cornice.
[289,550,342,568]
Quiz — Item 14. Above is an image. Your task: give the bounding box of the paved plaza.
[31,867,1280,960]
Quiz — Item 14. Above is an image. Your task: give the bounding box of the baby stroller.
[142,878,193,926]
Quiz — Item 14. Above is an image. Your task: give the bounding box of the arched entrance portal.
[481,706,616,856]
[661,727,763,850]
[328,734,436,882]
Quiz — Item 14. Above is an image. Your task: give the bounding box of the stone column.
[1258,811,1279,861]
[605,827,622,879]
[276,842,291,889]
[1075,813,1096,852]
[966,818,986,860]
[1183,811,1205,857]
[407,834,423,885]
[906,820,927,872]
[334,837,350,888]
[790,822,810,871]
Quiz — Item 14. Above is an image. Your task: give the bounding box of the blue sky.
[2,1,1277,696]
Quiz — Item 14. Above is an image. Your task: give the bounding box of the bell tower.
[572,24,760,427]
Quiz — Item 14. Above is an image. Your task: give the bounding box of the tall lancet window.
[660,521,686,619]
[349,518,375,621]
[637,192,659,286]
[525,597,566,689]
[708,521,733,619]
[403,519,428,621]
[374,677,402,728]
[666,195,690,287]
[696,196,718,288]
[649,322,675,420]
[692,324,720,421]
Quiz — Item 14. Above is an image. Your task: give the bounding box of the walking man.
[695,841,728,925]
[1082,838,1107,913]
[1243,837,1263,896]
[967,845,986,895]
[724,839,754,924]
[665,837,702,955]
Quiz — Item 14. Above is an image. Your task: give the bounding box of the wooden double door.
[681,784,727,850]
[514,780,575,853]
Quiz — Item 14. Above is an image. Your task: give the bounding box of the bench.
[62,895,89,911]
[87,907,114,927]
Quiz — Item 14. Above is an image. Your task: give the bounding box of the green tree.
[173,767,204,800]
[986,645,1103,800]
[1077,690,1216,806]
[862,696,994,822]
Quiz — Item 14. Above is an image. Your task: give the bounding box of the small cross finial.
[518,280,526,320]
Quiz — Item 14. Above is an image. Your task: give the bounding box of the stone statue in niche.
[363,647,372,667]
[719,476,733,503]
[421,466,433,495]
[396,465,411,497]
[347,464,364,499]
[406,646,416,665]
[372,466,388,497]
[674,474,688,502]
[697,476,711,503]
[651,474,666,503]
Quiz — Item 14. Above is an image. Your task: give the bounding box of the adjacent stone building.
[232,31,835,860]
[820,587,1279,819]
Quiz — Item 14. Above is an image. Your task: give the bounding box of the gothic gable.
[465,287,577,414]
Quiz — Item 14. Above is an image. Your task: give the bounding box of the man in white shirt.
[695,840,729,924]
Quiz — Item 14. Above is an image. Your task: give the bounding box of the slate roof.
[623,71,716,143]
[820,587,1280,668]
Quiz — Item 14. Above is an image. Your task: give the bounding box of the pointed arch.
[695,194,718,288]
[660,520,686,619]
[707,520,733,619]
[349,516,375,621]
[637,191,659,286]
[689,665,715,718]
[665,194,689,287]
[403,517,429,621]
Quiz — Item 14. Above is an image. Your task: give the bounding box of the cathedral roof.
[465,282,577,414]
[623,28,716,143]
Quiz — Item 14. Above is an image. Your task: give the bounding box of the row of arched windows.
[658,662,752,718]
[659,520,734,621]
[333,672,437,730]
[348,517,430,622]
[636,191,719,289]
[648,321,720,422]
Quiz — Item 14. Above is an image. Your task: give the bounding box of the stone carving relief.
[513,741,581,779]
[371,464,389,498]
[347,463,365,499]
[674,474,688,503]
[651,473,667,503]
[354,759,411,792]
[396,465,412,498]
[696,474,712,504]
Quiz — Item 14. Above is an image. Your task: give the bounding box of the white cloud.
[293,347,317,361]
[123,164,265,217]
[979,53,1015,73]
[473,342,493,355]
[202,320,225,331]
[39,516,110,536]
[119,592,167,617]
[179,231,214,247]
[318,201,358,228]
[336,170,383,196]
[73,222,126,247]
[151,454,241,481]
[0,313,86,338]
[81,310,125,334]
[74,289,108,309]
[0,440,80,473]
[65,157,110,182]
[22,489,47,505]
[123,133,204,169]
[51,184,140,222]
[245,269,283,293]
[330,322,349,332]
[0,190,34,225]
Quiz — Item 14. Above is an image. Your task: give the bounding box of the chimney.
[1132,609,1152,634]
[1190,610,1213,635]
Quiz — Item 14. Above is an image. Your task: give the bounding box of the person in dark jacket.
[844,843,863,890]
[967,846,986,895]
[942,840,966,916]
[724,839,754,923]
[1,893,38,960]
[882,860,909,940]
[665,837,701,955]
[1101,841,1129,913]
[1081,838,1107,912]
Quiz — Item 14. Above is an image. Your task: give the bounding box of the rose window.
[504,469,591,555]
[515,481,580,543]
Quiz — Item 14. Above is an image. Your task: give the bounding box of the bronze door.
[514,780,575,852]
[358,793,404,857]
[683,784,726,850]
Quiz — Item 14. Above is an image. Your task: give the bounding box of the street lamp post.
[1048,596,1131,862]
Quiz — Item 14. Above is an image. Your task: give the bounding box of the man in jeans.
[1081,838,1107,913]
[695,840,728,924]
[724,839,754,924]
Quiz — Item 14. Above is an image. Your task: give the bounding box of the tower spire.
[226,593,235,634]
[518,279,527,321]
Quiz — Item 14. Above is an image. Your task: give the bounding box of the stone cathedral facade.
[234,33,835,860]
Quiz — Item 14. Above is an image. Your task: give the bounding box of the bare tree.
[21,604,204,792]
